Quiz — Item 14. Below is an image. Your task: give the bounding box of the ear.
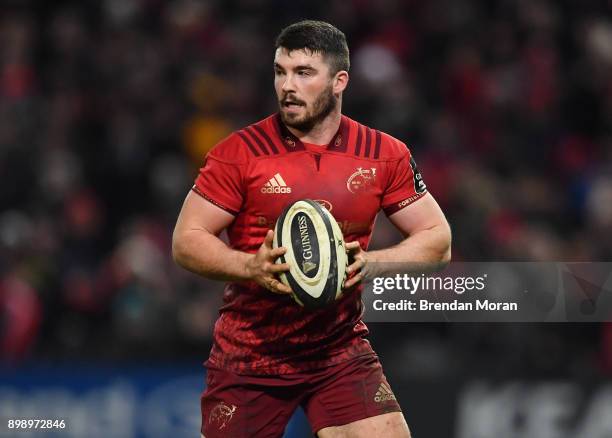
[333,70,349,94]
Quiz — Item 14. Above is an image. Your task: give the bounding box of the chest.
[244,152,384,231]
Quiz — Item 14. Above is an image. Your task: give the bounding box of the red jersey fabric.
[193,113,427,375]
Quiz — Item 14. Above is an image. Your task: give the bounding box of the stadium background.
[1,0,612,437]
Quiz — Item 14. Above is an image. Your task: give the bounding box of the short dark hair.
[275,20,350,75]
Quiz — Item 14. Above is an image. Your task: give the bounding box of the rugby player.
[173,20,451,438]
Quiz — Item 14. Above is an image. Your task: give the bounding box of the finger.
[343,272,363,289]
[269,279,292,294]
[263,229,274,248]
[345,241,361,252]
[269,246,287,259]
[346,258,365,275]
[267,262,291,273]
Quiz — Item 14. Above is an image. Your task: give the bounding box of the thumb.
[263,229,274,248]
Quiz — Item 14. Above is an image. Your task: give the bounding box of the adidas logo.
[374,382,396,403]
[261,173,292,194]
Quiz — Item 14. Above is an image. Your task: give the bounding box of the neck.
[286,106,342,145]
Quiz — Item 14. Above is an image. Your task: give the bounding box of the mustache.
[280,95,306,105]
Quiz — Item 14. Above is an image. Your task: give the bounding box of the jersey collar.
[273,113,349,153]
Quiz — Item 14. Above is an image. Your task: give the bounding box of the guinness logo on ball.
[291,213,320,278]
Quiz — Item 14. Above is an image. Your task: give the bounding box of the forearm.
[172,229,253,281]
[363,224,451,279]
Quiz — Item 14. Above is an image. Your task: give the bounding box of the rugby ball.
[273,199,348,309]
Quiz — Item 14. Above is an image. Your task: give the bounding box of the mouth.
[282,100,305,108]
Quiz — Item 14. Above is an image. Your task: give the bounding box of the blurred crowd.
[1,0,612,378]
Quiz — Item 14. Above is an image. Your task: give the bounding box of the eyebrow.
[274,62,317,71]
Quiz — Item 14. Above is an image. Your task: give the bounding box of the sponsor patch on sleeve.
[410,157,427,194]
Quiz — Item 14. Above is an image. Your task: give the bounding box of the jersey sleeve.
[192,134,247,216]
[381,146,428,216]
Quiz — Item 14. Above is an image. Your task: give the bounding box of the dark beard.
[280,85,337,133]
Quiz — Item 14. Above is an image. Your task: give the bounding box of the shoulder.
[208,114,281,164]
[345,117,411,161]
[377,131,411,160]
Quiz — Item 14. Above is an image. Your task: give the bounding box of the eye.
[297,70,310,76]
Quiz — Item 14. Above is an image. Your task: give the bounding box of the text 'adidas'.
[261,173,292,194]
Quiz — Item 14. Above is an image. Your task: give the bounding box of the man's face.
[274,47,338,132]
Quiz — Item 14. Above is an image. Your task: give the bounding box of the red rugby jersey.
[193,113,427,375]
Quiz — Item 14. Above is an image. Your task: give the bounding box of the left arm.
[344,193,451,287]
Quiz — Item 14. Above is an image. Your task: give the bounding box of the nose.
[281,73,295,93]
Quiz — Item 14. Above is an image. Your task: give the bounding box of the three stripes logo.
[261,173,292,194]
[374,382,396,403]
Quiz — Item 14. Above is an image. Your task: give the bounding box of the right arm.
[172,190,292,294]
